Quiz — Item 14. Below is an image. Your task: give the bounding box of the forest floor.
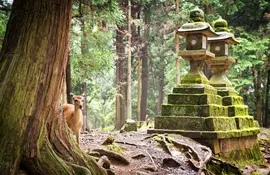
[79,127,270,175]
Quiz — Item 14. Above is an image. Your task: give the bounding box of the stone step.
[222,96,244,106]
[234,116,255,129]
[168,93,222,105]
[217,89,238,97]
[162,104,227,117]
[147,127,260,139]
[227,105,249,117]
[155,116,237,131]
[173,84,217,95]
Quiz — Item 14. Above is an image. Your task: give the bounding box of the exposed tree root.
[92,148,130,165]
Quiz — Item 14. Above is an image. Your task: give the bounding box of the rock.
[102,136,115,145]
[140,165,156,172]
[120,119,137,132]
[98,155,111,169]
[87,151,100,157]
[132,153,146,159]
[162,157,181,167]
[136,171,151,175]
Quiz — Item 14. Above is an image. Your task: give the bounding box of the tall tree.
[0,0,106,174]
[140,5,151,121]
[127,0,132,119]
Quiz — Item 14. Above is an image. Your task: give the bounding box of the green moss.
[220,144,264,168]
[189,8,205,22]
[173,84,218,95]
[105,143,126,154]
[155,116,206,130]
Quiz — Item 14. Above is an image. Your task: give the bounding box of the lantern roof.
[208,18,240,44]
[178,22,218,37]
[177,8,218,37]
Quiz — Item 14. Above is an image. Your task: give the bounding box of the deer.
[63,94,84,144]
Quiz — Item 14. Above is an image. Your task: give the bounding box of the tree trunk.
[175,0,180,84]
[264,68,270,127]
[253,68,262,126]
[157,65,165,114]
[140,6,151,121]
[66,55,73,104]
[126,0,132,119]
[82,81,88,131]
[137,38,141,121]
[0,1,106,174]
[115,25,126,129]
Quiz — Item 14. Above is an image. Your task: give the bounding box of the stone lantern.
[207,18,239,96]
[177,8,219,85]
[148,9,262,162]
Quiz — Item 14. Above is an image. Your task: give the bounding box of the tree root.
[92,148,130,165]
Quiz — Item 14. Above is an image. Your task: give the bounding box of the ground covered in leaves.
[79,128,270,175]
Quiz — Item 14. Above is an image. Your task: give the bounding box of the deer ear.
[70,93,74,97]
[81,93,85,97]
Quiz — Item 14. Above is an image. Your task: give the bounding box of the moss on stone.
[173,84,218,95]
[205,117,237,131]
[223,96,244,106]
[219,143,264,168]
[155,116,206,130]
[105,143,127,154]
[168,93,222,105]
[227,105,249,117]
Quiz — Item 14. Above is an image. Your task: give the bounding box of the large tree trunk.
[140,6,151,121]
[0,1,106,174]
[253,68,262,126]
[115,25,126,129]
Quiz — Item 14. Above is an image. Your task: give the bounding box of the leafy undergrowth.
[79,128,270,175]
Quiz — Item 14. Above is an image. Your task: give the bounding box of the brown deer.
[63,94,84,144]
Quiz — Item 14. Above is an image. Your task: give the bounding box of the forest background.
[0,0,269,130]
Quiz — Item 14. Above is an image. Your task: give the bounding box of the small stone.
[132,153,146,159]
[140,164,156,172]
[136,171,151,175]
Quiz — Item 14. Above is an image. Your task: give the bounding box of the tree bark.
[82,81,88,131]
[253,68,262,126]
[175,0,180,85]
[140,6,151,121]
[127,0,132,119]
[0,0,106,174]
[264,68,270,127]
[66,55,73,104]
[115,25,126,129]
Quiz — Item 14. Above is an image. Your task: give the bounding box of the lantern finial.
[189,7,205,22]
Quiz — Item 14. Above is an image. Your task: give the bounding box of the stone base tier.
[147,128,260,154]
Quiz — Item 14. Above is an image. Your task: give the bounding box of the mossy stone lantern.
[208,18,239,96]
[177,8,219,84]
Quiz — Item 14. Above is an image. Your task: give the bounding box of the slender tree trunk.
[175,0,180,84]
[157,70,164,114]
[140,6,151,121]
[0,0,106,174]
[81,22,88,132]
[264,68,270,127]
[137,39,141,121]
[66,55,73,104]
[253,68,262,125]
[82,81,88,131]
[127,0,132,119]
